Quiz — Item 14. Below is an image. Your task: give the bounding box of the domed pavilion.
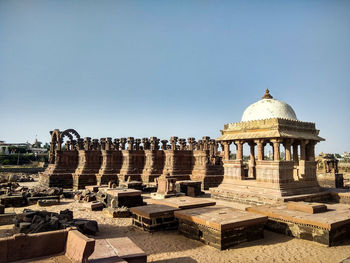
[211,89,325,204]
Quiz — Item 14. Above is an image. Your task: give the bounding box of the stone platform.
[210,182,331,205]
[152,196,216,210]
[246,202,350,246]
[174,206,267,250]
[130,204,180,232]
[98,188,145,208]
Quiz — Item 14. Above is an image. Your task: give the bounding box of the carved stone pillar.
[197,140,204,151]
[169,137,178,151]
[120,138,126,150]
[113,139,120,150]
[100,138,106,151]
[255,139,265,161]
[161,140,168,150]
[283,139,293,161]
[235,140,243,160]
[221,141,231,161]
[300,140,308,161]
[248,141,256,178]
[127,137,134,150]
[142,138,150,150]
[134,139,141,150]
[306,140,316,161]
[105,138,112,151]
[187,137,196,150]
[293,143,299,164]
[84,137,91,151]
[179,138,187,150]
[271,139,281,161]
[202,136,210,151]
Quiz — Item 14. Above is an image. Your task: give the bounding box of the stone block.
[247,203,350,246]
[65,229,95,263]
[103,208,130,218]
[90,201,104,211]
[176,180,202,197]
[174,206,267,250]
[130,204,179,232]
[287,201,327,214]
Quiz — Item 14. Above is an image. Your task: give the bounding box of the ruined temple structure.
[211,90,325,204]
[316,153,339,174]
[40,130,223,190]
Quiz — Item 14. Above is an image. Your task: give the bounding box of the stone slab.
[174,206,267,231]
[152,196,216,209]
[247,203,350,246]
[65,229,95,263]
[104,189,142,197]
[89,239,127,263]
[287,201,327,214]
[106,237,147,263]
[130,204,179,218]
[246,203,350,231]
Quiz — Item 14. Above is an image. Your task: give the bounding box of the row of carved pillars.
[220,139,316,163]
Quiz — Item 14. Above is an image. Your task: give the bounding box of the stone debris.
[0,185,63,207]
[37,199,60,207]
[88,201,104,211]
[14,209,99,235]
[74,189,97,202]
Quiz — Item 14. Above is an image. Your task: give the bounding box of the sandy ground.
[1,178,350,262]
[1,197,350,263]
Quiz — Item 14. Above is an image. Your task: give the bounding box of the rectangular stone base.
[210,185,330,205]
[99,189,145,208]
[39,173,73,188]
[190,175,224,190]
[247,203,350,246]
[73,174,97,190]
[0,195,27,207]
[130,204,180,232]
[175,206,267,250]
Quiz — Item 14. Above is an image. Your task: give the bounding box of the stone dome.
[241,90,297,122]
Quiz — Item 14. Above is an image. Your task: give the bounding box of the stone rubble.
[14,209,99,235]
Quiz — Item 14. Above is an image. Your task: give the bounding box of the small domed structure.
[241,89,297,122]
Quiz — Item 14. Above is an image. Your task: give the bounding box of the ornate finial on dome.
[262,89,273,99]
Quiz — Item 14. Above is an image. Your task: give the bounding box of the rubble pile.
[15,209,99,235]
[74,189,97,202]
[0,185,63,207]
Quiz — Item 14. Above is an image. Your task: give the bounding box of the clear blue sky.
[0,0,349,154]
